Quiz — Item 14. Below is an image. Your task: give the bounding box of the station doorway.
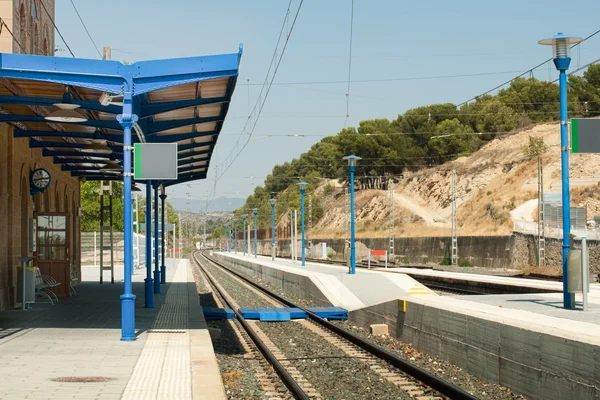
[36,213,70,297]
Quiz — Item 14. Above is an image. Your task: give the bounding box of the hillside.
[309,122,600,239]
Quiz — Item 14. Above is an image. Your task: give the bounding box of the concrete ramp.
[213,252,436,311]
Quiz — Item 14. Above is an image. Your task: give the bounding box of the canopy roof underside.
[0,47,242,187]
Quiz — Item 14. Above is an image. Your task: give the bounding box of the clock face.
[32,169,50,190]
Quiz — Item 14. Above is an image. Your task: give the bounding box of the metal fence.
[512,218,600,239]
[81,232,147,267]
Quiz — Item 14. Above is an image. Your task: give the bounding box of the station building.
[0,0,79,309]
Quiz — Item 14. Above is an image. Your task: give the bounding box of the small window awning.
[0,46,243,187]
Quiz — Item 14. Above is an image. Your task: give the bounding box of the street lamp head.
[298,181,308,192]
[241,214,248,219]
[270,198,277,205]
[538,32,583,60]
[343,154,361,167]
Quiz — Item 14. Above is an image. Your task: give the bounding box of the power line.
[457,28,600,107]
[344,0,355,128]
[211,0,305,189]
[39,0,75,57]
[69,0,101,58]
[0,18,25,53]
[237,69,529,86]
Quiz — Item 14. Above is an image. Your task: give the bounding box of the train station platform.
[212,252,436,311]
[0,259,225,400]
[214,252,600,399]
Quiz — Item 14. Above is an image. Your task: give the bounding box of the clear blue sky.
[56,0,600,206]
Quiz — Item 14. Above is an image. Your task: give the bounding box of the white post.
[385,251,388,268]
[582,235,589,311]
[94,231,97,267]
[294,210,298,262]
[173,223,176,258]
[290,211,294,261]
[135,195,140,268]
[368,251,371,269]
[247,224,250,256]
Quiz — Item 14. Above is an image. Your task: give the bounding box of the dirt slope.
[309,122,600,238]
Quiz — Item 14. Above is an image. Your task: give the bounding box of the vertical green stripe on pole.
[134,143,141,179]
[571,118,579,153]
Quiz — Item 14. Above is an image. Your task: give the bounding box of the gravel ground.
[191,261,265,400]
[200,256,417,400]
[205,255,526,400]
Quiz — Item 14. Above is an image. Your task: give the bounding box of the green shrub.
[323,183,334,195]
[459,259,473,267]
[440,256,452,265]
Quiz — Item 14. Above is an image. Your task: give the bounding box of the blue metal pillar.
[253,209,258,258]
[118,94,138,340]
[557,61,575,309]
[349,166,356,275]
[144,181,154,308]
[160,189,167,284]
[227,223,231,252]
[153,184,160,293]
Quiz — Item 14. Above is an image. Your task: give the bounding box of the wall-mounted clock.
[30,168,51,195]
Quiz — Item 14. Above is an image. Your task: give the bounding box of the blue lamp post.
[252,208,258,258]
[298,182,308,266]
[270,198,277,260]
[343,155,361,275]
[539,32,583,310]
[144,182,154,308]
[241,214,248,256]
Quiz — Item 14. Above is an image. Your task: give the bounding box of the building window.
[19,3,27,53]
[31,0,37,19]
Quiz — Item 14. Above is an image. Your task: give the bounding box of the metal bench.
[34,268,61,304]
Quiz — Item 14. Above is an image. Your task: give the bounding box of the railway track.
[192,250,477,400]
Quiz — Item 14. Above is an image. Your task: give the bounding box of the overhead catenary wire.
[208,0,305,206]
[39,0,75,57]
[68,0,102,58]
[344,0,355,128]
[457,28,600,107]
[0,18,25,53]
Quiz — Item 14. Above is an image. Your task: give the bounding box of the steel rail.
[192,253,310,400]
[198,250,478,400]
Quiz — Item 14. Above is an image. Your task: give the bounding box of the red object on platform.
[371,249,386,256]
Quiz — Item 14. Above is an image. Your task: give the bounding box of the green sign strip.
[571,118,579,153]
[134,143,142,179]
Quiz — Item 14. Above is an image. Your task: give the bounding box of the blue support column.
[556,60,575,309]
[145,181,154,308]
[153,184,160,294]
[349,166,356,275]
[117,94,138,341]
[253,210,258,258]
[160,190,167,284]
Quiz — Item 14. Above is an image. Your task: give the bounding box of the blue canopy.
[0,46,242,187]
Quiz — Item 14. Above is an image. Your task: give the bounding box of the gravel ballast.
[204,254,526,399]
[200,256,419,399]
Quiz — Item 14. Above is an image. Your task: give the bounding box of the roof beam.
[62,165,106,171]
[151,130,217,143]
[178,148,211,159]
[53,157,111,164]
[0,95,120,114]
[15,129,123,142]
[147,116,222,134]
[178,165,207,174]
[178,156,209,167]
[140,97,228,118]
[29,139,122,152]
[71,171,122,178]
[44,149,122,159]
[0,114,121,129]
